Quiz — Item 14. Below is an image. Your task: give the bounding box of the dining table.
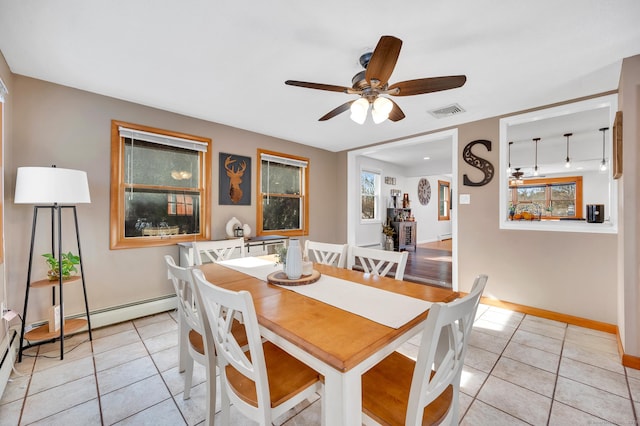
[197,256,459,426]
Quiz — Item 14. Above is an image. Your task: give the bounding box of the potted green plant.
[42,251,80,280]
[276,245,288,268]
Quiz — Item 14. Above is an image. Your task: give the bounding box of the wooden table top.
[198,262,458,372]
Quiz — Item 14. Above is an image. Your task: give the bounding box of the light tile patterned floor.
[0,305,637,425]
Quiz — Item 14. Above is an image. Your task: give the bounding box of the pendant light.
[563,133,572,168]
[599,127,609,171]
[507,141,513,173]
[533,138,540,176]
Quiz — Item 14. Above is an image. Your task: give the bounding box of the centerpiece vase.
[285,239,302,280]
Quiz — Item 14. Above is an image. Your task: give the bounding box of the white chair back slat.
[192,238,245,265]
[191,268,321,425]
[192,268,272,422]
[406,274,488,425]
[347,245,409,280]
[304,240,348,268]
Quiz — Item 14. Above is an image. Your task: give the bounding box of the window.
[360,169,380,221]
[438,180,450,221]
[257,149,309,237]
[509,176,583,219]
[110,120,211,249]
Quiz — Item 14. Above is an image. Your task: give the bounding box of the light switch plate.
[459,194,471,204]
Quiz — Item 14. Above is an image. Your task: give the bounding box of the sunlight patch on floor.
[422,255,452,262]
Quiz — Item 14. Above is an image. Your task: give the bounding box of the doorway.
[346,128,459,290]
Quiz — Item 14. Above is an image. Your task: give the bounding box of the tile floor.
[0,304,638,425]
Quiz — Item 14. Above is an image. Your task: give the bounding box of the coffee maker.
[586,204,604,223]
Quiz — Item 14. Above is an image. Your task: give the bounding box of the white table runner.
[217,258,431,329]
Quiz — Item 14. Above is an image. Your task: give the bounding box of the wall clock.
[417,178,431,205]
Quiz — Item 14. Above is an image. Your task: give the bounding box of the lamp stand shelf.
[18,205,92,362]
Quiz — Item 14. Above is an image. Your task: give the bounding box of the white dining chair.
[164,255,247,425]
[361,274,488,426]
[191,268,322,426]
[192,237,245,265]
[304,240,348,268]
[346,245,409,280]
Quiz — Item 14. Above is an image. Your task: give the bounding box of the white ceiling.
[1,1,639,156]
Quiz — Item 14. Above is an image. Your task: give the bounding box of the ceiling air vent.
[428,103,465,119]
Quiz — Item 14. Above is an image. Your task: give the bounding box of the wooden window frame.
[509,176,583,219]
[110,120,211,249]
[256,149,309,237]
[438,180,450,221]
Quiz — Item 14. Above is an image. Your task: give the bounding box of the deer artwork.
[224,156,247,204]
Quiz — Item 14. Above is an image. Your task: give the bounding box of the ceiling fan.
[284,35,467,124]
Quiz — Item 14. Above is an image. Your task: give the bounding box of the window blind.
[260,153,308,168]
[119,126,208,152]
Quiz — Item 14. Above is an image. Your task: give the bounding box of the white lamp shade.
[350,98,369,124]
[373,97,393,115]
[15,167,91,204]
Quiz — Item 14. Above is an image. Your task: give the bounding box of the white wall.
[354,155,452,247]
[406,175,452,243]
[354,156,406,247]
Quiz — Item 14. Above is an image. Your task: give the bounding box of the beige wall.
[0,51,12,349]
[618,55,640,354]
[337,110,619,324]
[456,117,617,324]
[2,54,635,346]
[5,76,341,323]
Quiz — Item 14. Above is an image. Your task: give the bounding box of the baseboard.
[616,330,640,370]
[0,328,19,400]
[360,243,382,249]
[478,296,640,370]
[479,296,616,333]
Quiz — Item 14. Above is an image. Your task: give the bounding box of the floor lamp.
[15,166,93,361]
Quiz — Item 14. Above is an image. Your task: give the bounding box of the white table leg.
[322,368,362,426]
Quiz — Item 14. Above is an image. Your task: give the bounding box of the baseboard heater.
[0,329,18,400]
[438,233,452,241]
[1,295,177,398]
[24,294,178,336]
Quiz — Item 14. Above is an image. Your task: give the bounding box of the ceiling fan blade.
[319,101,354,121]
[365,35,402,87]
[388,75,467,96]
[285,80,351,93]
[388,99,406,122]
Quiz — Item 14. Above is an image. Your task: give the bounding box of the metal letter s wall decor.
[462,139,494,187]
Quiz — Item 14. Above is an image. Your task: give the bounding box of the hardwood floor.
[402,239,452,288]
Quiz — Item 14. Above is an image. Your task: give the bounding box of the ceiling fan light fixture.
[371,108,387,124]
[373,97,393,115]
[350,98,369,124]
